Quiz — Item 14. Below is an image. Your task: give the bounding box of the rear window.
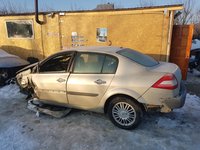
[117,49,159,67]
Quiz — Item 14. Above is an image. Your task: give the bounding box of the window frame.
[5,19,35,39]
[72,52,118,74]
[38,51,76,74]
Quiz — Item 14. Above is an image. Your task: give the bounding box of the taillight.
[152,73,178,90]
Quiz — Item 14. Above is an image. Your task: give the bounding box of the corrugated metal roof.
[0,4,183,17]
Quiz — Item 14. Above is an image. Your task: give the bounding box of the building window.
[96,28,107,42]
[6,20,34,39]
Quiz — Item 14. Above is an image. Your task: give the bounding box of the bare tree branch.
[174,0,195,25]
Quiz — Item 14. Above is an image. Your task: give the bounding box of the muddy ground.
[0,71,200,150]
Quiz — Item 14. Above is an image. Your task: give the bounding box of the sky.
[1,0,200,12]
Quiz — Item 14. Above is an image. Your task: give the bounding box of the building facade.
[0,5,183,61]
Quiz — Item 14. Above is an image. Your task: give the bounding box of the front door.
[67,52,118,109]
[31,51,74,105]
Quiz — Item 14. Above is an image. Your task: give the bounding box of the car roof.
[62,46,124,54]
[0,49,19,58]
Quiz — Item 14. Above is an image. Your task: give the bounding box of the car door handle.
[94,79,106,85]
[57,78,66,83]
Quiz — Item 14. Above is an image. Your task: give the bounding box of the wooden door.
[169,25,194,80]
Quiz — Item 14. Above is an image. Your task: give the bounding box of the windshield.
[117,49,159,67]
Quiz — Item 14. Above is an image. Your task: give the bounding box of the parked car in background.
[189,39,200,72]
[16,46,186,130]
[0,49,29,86]
[189,49,200,72]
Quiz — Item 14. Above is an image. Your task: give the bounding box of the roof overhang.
[0,4,184,17]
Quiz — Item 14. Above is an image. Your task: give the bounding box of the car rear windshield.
[117,49,159,67]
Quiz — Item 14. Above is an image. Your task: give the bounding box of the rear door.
[67,52,118,108]
[31,51,74,105]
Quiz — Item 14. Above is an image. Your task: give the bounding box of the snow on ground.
[0,84,200,150]
[186,69,200,97]
[187,69,200,79]
[0,83,26,100]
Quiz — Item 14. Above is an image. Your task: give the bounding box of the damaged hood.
[0,49,29,68]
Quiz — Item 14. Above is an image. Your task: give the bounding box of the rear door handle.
[94,79,106,85]
[57,78,66,83]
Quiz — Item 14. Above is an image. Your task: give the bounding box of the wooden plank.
[169,25,194,80]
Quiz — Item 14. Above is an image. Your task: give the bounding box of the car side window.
[73,53,105,74]
[73,53,118,74]
[102,55,118,74]
[39,52,73,73]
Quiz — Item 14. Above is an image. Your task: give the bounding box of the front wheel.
[108,96,143,130]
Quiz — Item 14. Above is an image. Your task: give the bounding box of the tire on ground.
[107,96,143,130]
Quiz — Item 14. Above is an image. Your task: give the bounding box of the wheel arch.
[103,93,146,114]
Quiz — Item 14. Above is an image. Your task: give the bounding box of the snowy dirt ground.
[0,80,200,150]
[186,69,200,97]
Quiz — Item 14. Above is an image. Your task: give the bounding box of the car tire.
[108,96,143,130]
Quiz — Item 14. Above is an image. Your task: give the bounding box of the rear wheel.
[108,96,143,130]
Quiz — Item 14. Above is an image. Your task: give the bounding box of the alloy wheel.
[112,102,136,126]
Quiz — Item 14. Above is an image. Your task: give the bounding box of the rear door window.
[73,53,118,74]
[73,53,104,74]
[102,55,118,74]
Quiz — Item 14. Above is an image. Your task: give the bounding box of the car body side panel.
[138,87,180,106]
[97,59,166,111]
[107,57,166,96]
[31,73,69,104]
[67,74,114,108]
[97,88,146,112]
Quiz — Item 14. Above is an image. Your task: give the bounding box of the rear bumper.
[161,82,186,112]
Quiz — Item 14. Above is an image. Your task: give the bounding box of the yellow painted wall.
[42,14,61,57]
[60,10,171,61]
[0,15,44,59]
[0,6,182,61]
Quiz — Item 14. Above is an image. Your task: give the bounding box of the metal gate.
[169,25,194,80]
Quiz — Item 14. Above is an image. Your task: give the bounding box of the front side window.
[39,52,73,73]
[6,20,34,39]
[73,53,118,74]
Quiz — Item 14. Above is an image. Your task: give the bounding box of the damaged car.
[0,49,29,86]
[16,46,186,130]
